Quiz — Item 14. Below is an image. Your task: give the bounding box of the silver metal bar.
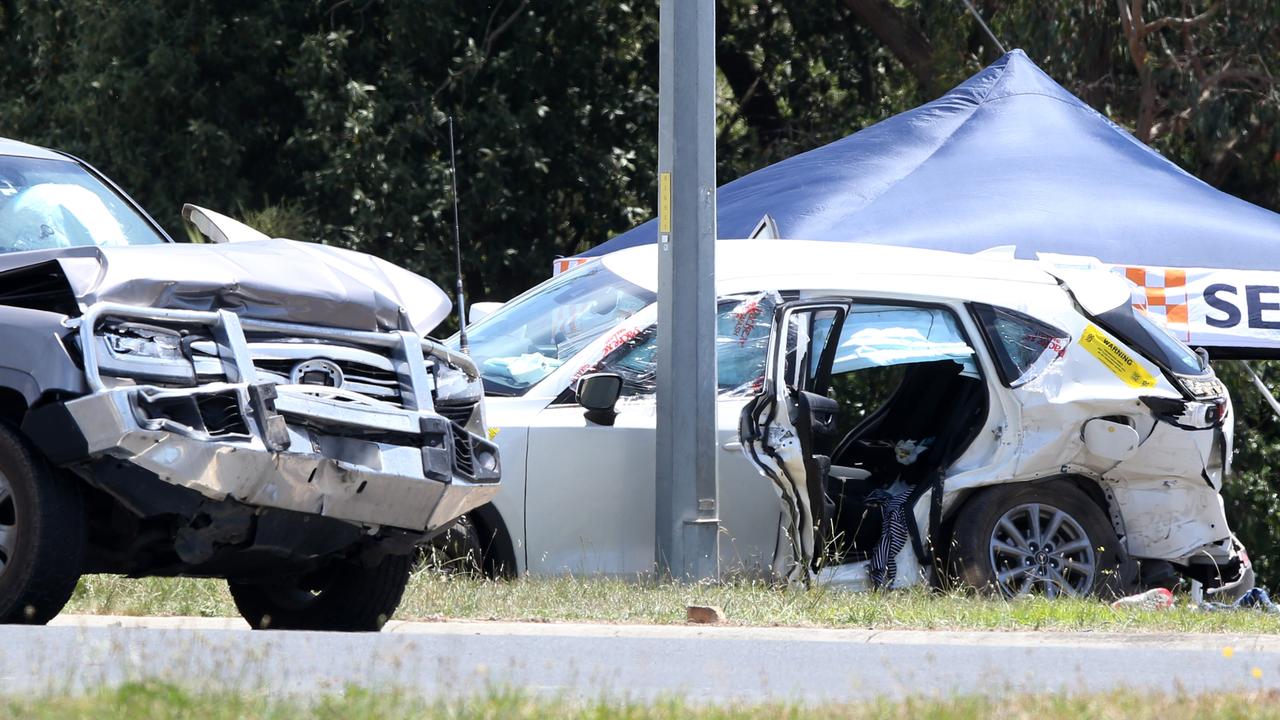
[655,0,719,581]
[1239,360,1280,421]
[394,330,435,412]
[211,310,258,384]
[78,301,474,375]
[273,391,421,435]
[74,303,471,419]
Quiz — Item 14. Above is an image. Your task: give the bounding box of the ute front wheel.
[229,554,412,631]
[0,423,85,624]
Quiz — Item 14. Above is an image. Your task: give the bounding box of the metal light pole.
[655,0,719,580]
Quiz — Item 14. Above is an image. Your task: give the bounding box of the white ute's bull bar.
[60,303,499,533]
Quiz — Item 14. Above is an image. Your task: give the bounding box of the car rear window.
[972,304,1070,387]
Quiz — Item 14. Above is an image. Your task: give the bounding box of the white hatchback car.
[451,240,1248,597]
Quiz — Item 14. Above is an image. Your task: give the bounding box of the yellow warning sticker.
[487,427,501,441]
[658,172,672,234]
[1079,324,1158,389]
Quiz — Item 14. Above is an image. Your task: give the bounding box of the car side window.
[971,303,1070,387]
[581,295,776,400]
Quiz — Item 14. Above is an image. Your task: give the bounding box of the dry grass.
[65,570,1280,634]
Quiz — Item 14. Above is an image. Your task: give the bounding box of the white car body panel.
[473,240,1242,586]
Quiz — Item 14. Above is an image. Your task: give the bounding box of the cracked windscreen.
[0,155,166,253]
[460,261,656,396]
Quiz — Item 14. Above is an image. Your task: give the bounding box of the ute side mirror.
[469,301,504,325]
[577,373,623,426]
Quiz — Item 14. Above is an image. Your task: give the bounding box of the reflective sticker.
[487,427,501,441]
[1079,324,1158,388]
[658,172,672,233]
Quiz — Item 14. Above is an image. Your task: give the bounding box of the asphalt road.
[0,615,1270,702]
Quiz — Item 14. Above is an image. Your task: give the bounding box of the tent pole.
[1238,360,1280,422]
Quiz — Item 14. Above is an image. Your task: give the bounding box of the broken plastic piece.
[1110,587,1174,610]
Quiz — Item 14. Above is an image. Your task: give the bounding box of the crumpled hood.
[0,240,452,335]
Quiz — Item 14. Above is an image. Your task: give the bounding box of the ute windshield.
[0,155,166,253]
[457,261,656,396]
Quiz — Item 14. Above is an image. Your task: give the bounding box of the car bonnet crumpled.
[29,239,452,335]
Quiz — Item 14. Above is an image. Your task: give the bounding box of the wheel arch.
[940,474,1133,595]
[939,475,1123,565]
[469,502,519,579]
[0,386,27,426]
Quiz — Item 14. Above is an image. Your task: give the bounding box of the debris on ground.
[686,605,726,624]
[1111,588,1175,611]
[1198,587,1280,613]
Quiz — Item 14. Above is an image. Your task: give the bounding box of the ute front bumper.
[27,303,499,534]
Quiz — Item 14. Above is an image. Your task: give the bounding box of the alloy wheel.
[988,503,1096,598]
[0,470,14,579]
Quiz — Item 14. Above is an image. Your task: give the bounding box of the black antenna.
[448,116,469,353]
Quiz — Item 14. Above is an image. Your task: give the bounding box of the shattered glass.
[973,304,1070,387]
[581,292,780,399]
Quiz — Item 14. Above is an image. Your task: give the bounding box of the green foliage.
[0,1,1271,294]
[0,1,1275,583]
[7,681,1279,720]
[1215,361,1280,585]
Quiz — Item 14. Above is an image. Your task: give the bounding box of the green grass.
[65,570,1280,634]
[5,683,1280,720]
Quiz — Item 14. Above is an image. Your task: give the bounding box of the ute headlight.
[104,329,184,361]
[434,366,483,404]
[94,324,196,385]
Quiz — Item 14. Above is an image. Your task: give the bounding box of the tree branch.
[842,0,936,94]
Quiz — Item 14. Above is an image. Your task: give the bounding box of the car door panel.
[740,300,851,583]
[524,401,656,575]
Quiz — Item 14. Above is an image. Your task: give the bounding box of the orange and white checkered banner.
[1111,263,1280,351]
[552,257,594,276]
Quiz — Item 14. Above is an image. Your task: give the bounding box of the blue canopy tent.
[577,50,1280,354]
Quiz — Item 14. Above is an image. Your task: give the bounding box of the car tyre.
[0,422,86,624]
[949,481,1123,599]
[228,553,412,631]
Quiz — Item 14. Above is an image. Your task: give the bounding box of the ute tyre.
[229,554,413,632]
[0,422,86,624]
[417,515,485,576]
[949,481,1123,599]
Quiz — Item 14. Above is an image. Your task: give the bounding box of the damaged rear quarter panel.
[981,297,1232,562]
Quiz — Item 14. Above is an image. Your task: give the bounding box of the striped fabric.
[868,490,912,589]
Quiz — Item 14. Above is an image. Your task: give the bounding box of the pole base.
[682,518,720,581]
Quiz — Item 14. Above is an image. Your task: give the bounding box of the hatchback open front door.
[739,299,850,584]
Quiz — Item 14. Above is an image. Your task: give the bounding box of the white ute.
[459,240,1248,598]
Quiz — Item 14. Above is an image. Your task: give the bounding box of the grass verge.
[65,570,1280,634]
[6,683,1280,720]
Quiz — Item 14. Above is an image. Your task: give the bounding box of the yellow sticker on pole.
[1079,324,1158,388]
[658,172,672,233]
